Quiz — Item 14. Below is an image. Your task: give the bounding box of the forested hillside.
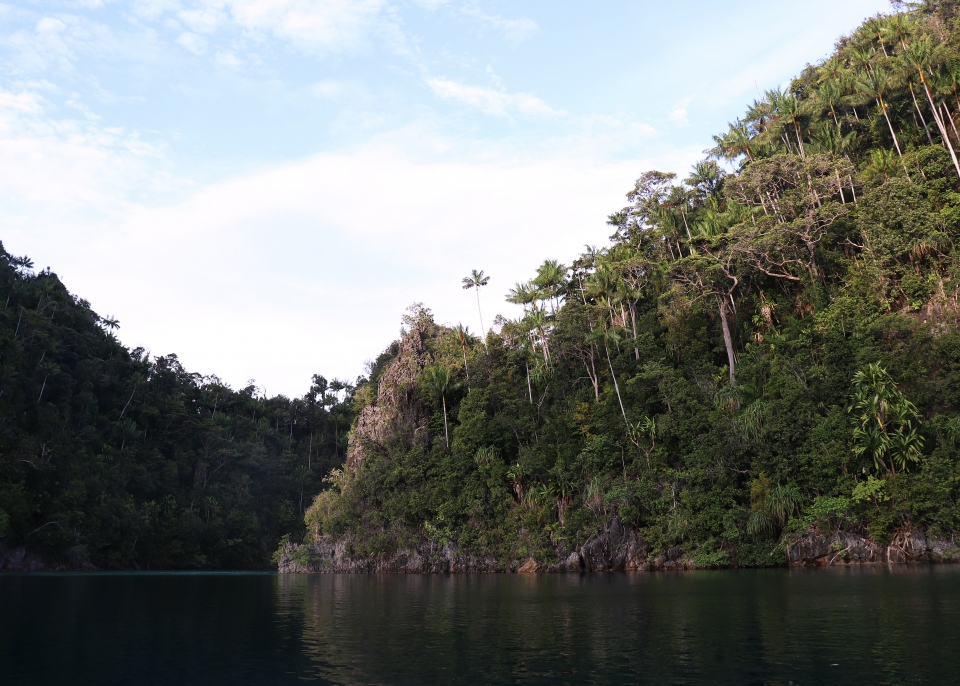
[9,1,960,572]
[294,1,960,569]
[0,248,353,569]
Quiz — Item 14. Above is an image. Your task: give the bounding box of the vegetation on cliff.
[301,2,960,567]
[8,2,960,571]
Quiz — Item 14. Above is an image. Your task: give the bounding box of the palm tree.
[421,364,456,448]
[777,91,807,159]
[712,119,754,161]
[855,67,911,178]
[585,325,631,434]
[901,38,960,180]
[664,185,693,240]
[533,259,566,315]
[808,121,858,203]
[118,371,146,420]
[462,269,490,351]
[817,79,845,127]
[452,323,473,385]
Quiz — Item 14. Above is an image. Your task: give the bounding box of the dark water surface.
[2,567,959,685]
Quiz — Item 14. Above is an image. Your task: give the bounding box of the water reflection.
[2,567,958,685]
[275,566,960,685]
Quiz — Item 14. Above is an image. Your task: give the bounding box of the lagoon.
[2,567,958,685]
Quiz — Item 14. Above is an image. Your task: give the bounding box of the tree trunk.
[604,340,631,432]
[475,289,487,352]
[909,83,934,146]
[877,96,911,180]
[118,384,138,420]
[717,297,737,384]
[921,80,960,181]
[442,396,449,448]
[526,361,533,404]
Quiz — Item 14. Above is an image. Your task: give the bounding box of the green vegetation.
[10,3,960,571]
[0,247,353,568]
[303,2,960,567]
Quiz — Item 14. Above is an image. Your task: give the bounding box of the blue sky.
[2,0,890,396]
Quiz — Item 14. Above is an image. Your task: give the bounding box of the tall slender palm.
[421,364,455,448]
[585,325,631,434]
[855,67,911,178]
[902,38,960,180]
[665,185,693,241]
[533,259,566,315]
[453,324,472,386]
[712,119,754,161]
[809,121,859,203]
[778,92,807,159]
[817,80,845,126]
[462,269,490,351]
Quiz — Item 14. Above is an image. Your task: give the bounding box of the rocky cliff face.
[278,522,960,573]
[278,518,697,573]
[346,321,433,472]
[0,541,90,571]
[786,530,960,566]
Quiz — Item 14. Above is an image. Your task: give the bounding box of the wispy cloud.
[0,83,171,228]
[428,78,563,118]
[668,96,693,126]
[181,0,388,54]
[460,5,537,42]
[176,31,208,55]
[4,131,639,395]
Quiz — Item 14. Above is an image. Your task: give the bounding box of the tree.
[421,364,456,448]
[452,323,473,386]
[726,154,853,283]
[900,37,960,180]
[854,66,911,178]
[849,363,924,475]
[585,325,631,435]
[462,269,490,351]
[671,252,740,384]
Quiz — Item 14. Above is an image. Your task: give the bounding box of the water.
[2,567,958,685]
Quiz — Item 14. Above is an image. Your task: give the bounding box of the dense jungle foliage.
[304,1,960,567]
[0,247,354,568]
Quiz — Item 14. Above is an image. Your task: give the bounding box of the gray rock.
[786,530,960,567]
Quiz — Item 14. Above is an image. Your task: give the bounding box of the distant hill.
[0,246,353,570]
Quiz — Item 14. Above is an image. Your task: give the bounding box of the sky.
[1,0,891,397]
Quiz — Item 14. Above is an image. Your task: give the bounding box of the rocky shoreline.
[277,519,960,574]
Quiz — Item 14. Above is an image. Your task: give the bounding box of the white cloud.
[0,84,166,220]
[306,79,366,100]
[2,111,679,395]
[461,6,537,42]
[177,7,226,34]
[191,0,388,53]
[411,0,452,8]
[176,31,208,55]
[214,49,243,69]
[428,78,563,118]
[4,12,168,79]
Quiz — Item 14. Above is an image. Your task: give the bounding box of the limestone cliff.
[278,522,960,574]
[346,319,433,472]
[785,530,960,566]
[277,518,697,573]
